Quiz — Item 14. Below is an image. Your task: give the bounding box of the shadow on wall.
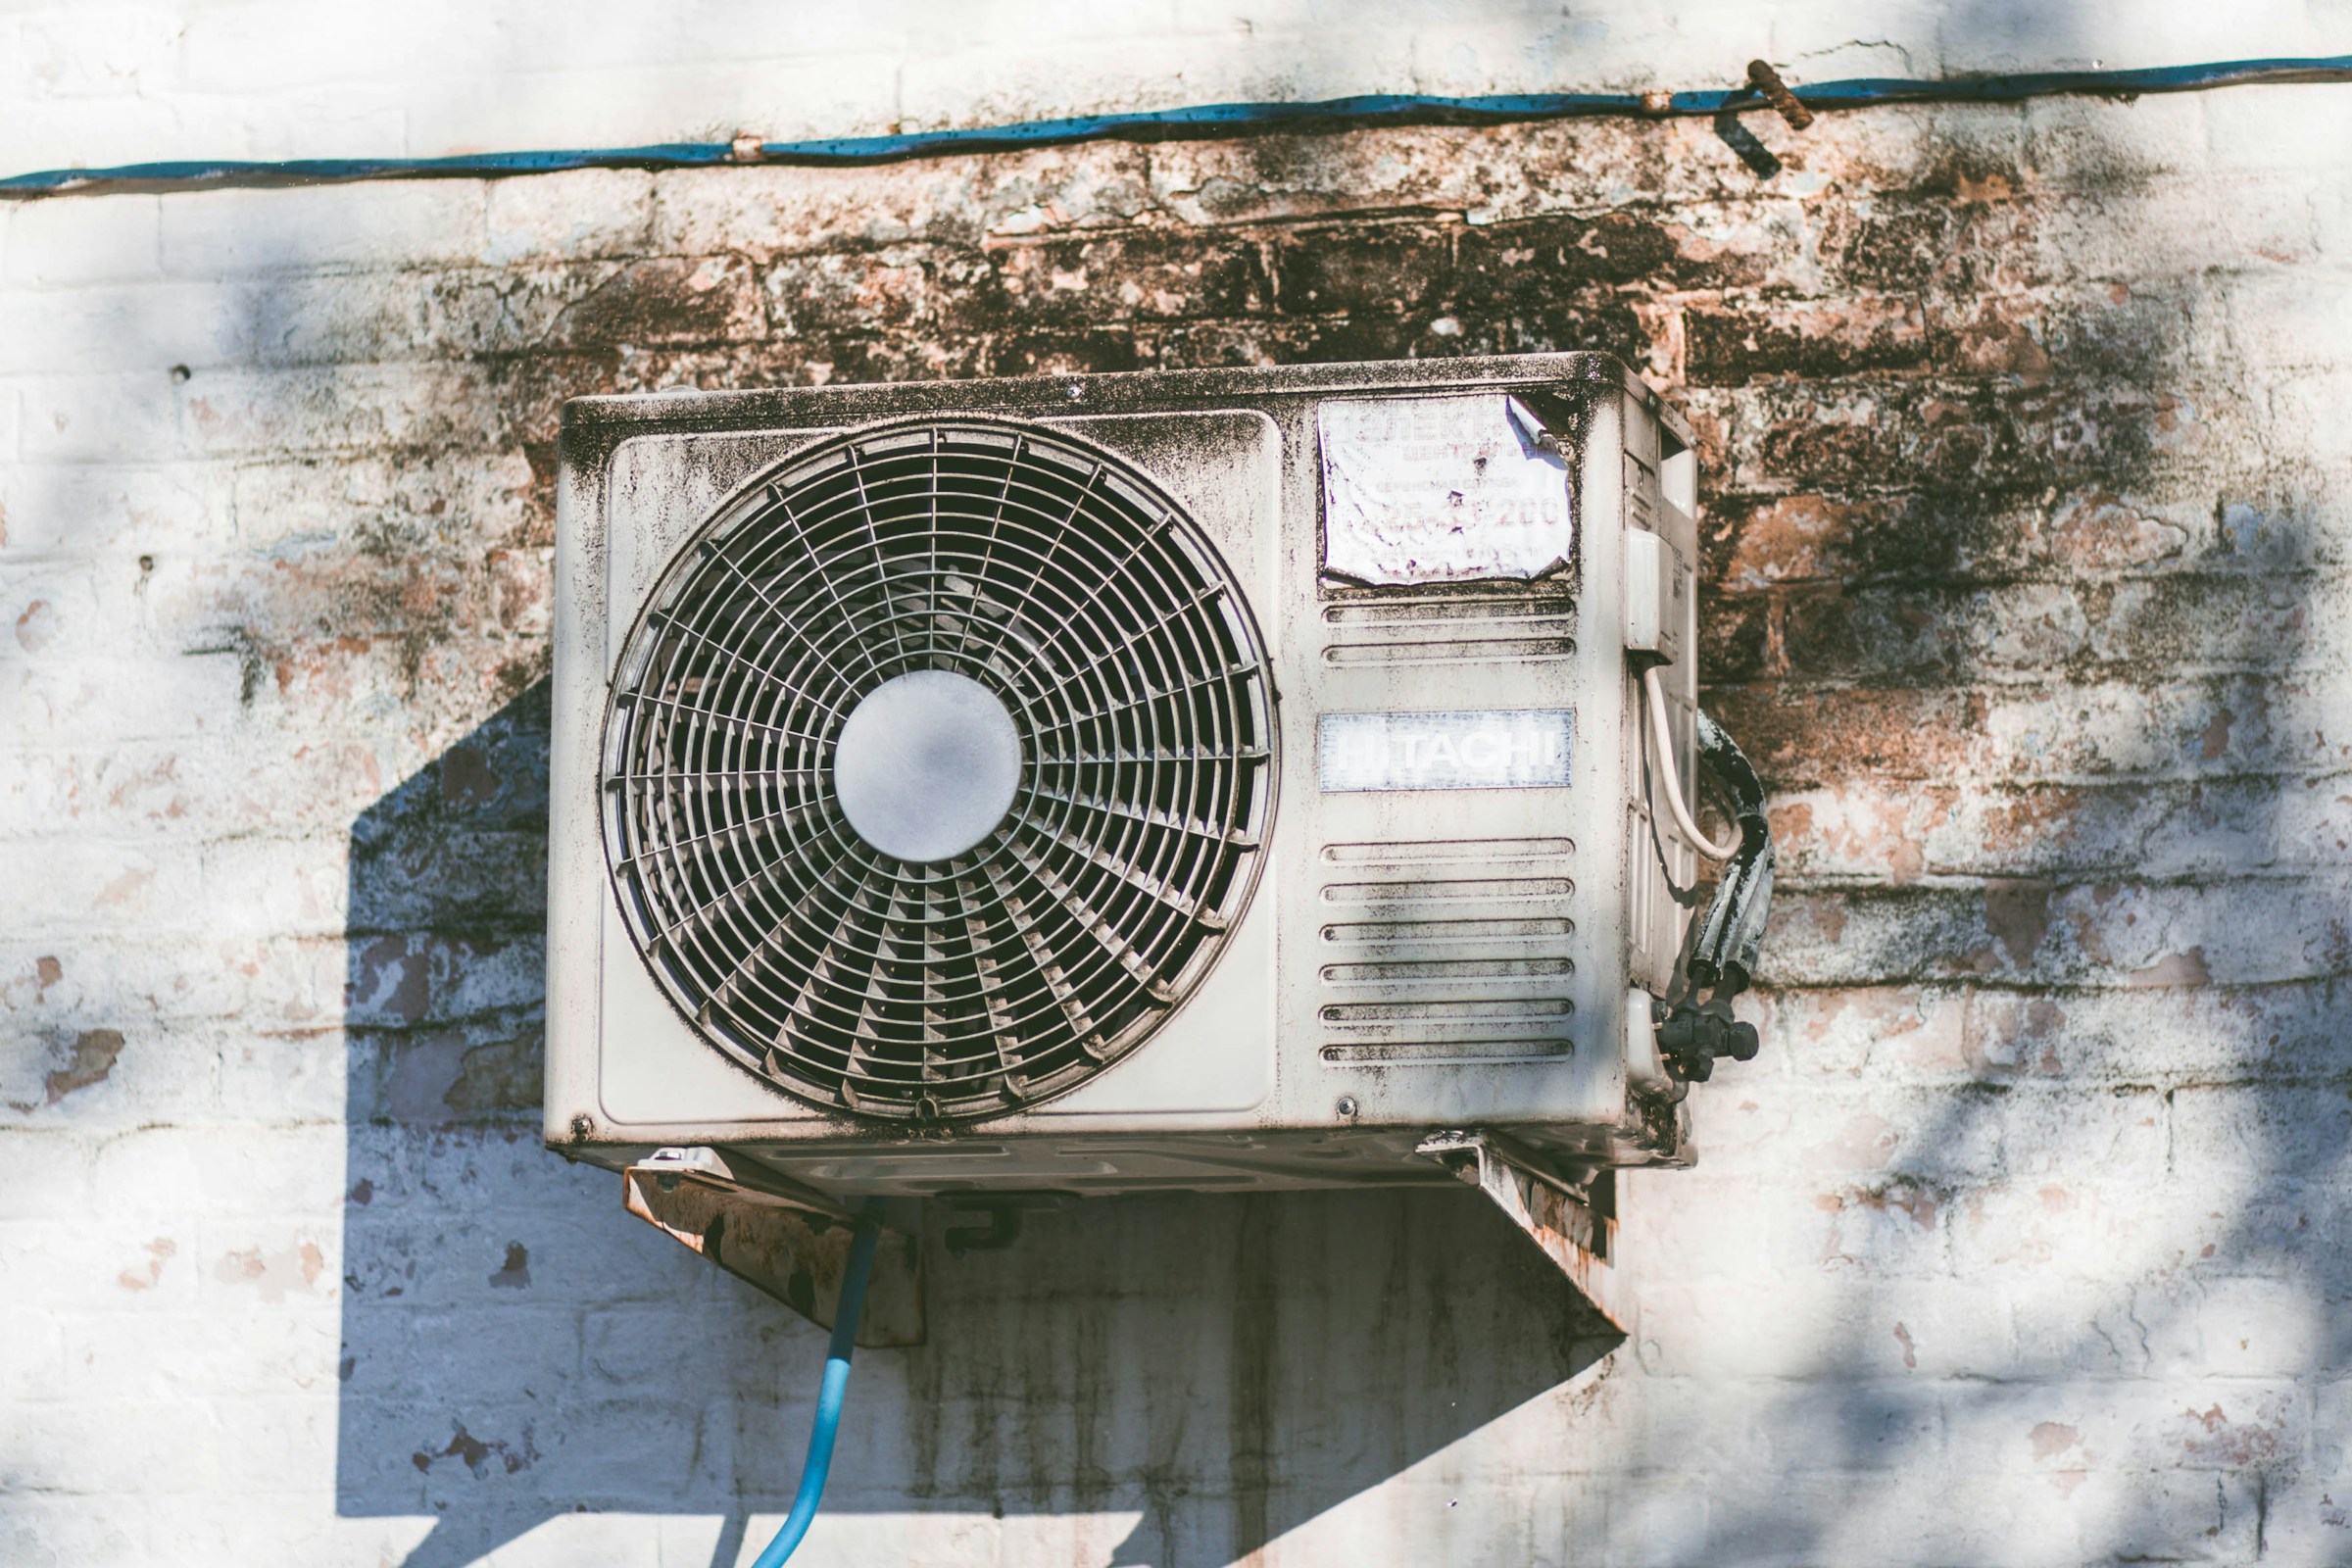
[335,679,1620,1568]
[1646,49,2344,1566]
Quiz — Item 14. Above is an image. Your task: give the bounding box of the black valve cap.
[1655,1003,1759,1082]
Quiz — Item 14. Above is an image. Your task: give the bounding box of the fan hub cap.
[832,669,1023,863]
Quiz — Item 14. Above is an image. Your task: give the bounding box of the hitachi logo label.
[1318,710,1575,792]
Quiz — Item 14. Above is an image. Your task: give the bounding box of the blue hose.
[751,1211,882,1568]
[6,54,2351,198]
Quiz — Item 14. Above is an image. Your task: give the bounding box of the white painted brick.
[161,184,490,277]
[2172,1082,2352,1181]
[0,460,234,562]
[0,1503,140,1567]
[213,1030,348,1123]
[2251,1474,2352,1562]
[0,737,391,845]
[403,57,906,152]
[178,362,509,456]
[652,146,1152,257]
[190,839,348,941]
[2320,169,2352,263]
[2154,1274,2331,1379]
[0,836,200,936]
[0,1220,198,1311]
[2267,367,2352,463]
[0,1307,64,1402]
[1948,1178,2204,1280]
[0,1396,235,1493]
[1950,1377,2306,1478]
[14,5,181,99]
[217,87,414,166]
[1966,982,2340,1084]
[1769,986,1967,1082]
[88,1123,346,1222]
[2021,94,2217,190]
[171,4,445,96]
[2204,81,2352,172]
[0,1131,91,1219]
[193,1217,340,1313]
[0,934,346,1033]
[3,193,161,285]
[1602,1474,1713,1568]
[15,368,181,461]
[0,1015,216,1129]
[485,169,657,264]
[59,1304,339,1400]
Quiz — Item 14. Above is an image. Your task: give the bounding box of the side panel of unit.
[1621,397,1704,996]
[1275,388,1634,1140]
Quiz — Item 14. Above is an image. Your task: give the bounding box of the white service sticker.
[1318,394,1575,586]
[1319,710,1575,793]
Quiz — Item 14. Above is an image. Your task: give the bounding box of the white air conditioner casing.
[547,354,1708,1197]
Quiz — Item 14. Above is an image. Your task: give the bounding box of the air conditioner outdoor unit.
[546,353,1772,1329]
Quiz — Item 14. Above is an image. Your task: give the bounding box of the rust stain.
[15,599,58,652]
[1952,172,2016,203]
[1721,493,1862,585]
[215,1241,327,1303]
[2181,1403,2288,1467]
[1980,787,2082,855]
[489,1242,531,1289]
[45,1028,124,1102]
[93,867,153,907]
[117,1237,175,1293]
[2030,1421,2080,1461]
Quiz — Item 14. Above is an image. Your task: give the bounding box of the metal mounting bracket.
[1416,1130,1628,1333]
[623,1146,925,1347]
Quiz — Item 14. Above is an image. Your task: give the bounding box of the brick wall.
[5,26,2352,1568]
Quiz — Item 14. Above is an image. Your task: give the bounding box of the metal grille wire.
[602,417,1276,1124]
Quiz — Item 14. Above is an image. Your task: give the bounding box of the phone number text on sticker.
[1318,710,1575,792]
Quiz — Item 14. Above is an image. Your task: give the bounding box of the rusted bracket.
[623,1146,924,1347]
[1416,1130,1627,1333]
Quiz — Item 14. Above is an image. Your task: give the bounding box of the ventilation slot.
[1320,594,1576,666]
[1316,838,1576,1065]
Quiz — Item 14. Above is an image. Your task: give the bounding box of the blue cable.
[751,1211,883,1568]
[4,54,2349,198]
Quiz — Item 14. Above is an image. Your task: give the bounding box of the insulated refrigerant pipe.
[5,54,2350,197]
[1642,663,1740,862]
[752,1210,883,1568]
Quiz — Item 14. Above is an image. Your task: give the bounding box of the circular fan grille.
[602,417,1276,1124]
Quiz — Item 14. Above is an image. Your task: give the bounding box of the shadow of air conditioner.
[335,678,1621,1568]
